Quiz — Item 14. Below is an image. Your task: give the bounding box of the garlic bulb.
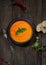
[36,20,46,33]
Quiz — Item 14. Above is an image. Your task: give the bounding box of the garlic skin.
[3,34,7,39]
[2,29,8,39]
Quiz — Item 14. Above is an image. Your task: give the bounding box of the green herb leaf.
[21,28,26,32]
[32,36,43,51]
[16,27,26,35]
[16,31,20,35]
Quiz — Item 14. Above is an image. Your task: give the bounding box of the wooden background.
[0,0,46,65]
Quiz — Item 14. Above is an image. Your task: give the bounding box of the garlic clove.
[42,20,46,27]
[36,23,42,32]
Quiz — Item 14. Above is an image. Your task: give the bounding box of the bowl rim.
[6,17,35,46]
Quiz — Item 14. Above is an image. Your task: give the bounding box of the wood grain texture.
[42,0,46,65]
[0,0,46,65]
[12,0,37,65]
[0,0,13,64]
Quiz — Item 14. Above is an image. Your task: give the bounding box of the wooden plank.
[42,0,46,46]
[42,51,46,65]
[0,0,12,29]
[41,0,46,65]
[0,0,13,64]
[33,0,42,65]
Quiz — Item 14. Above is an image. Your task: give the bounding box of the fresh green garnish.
[32,36,43,51]
[16,27,26,35]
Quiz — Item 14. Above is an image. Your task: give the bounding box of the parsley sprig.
[32,36,43,51]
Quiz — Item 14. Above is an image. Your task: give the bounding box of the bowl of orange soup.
[7,18,35,46]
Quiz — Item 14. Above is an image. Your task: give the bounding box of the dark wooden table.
[0,0,46,65]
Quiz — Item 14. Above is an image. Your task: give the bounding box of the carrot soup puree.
[10,20,33,43]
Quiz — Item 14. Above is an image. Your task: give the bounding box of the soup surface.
[10,20,33,43]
